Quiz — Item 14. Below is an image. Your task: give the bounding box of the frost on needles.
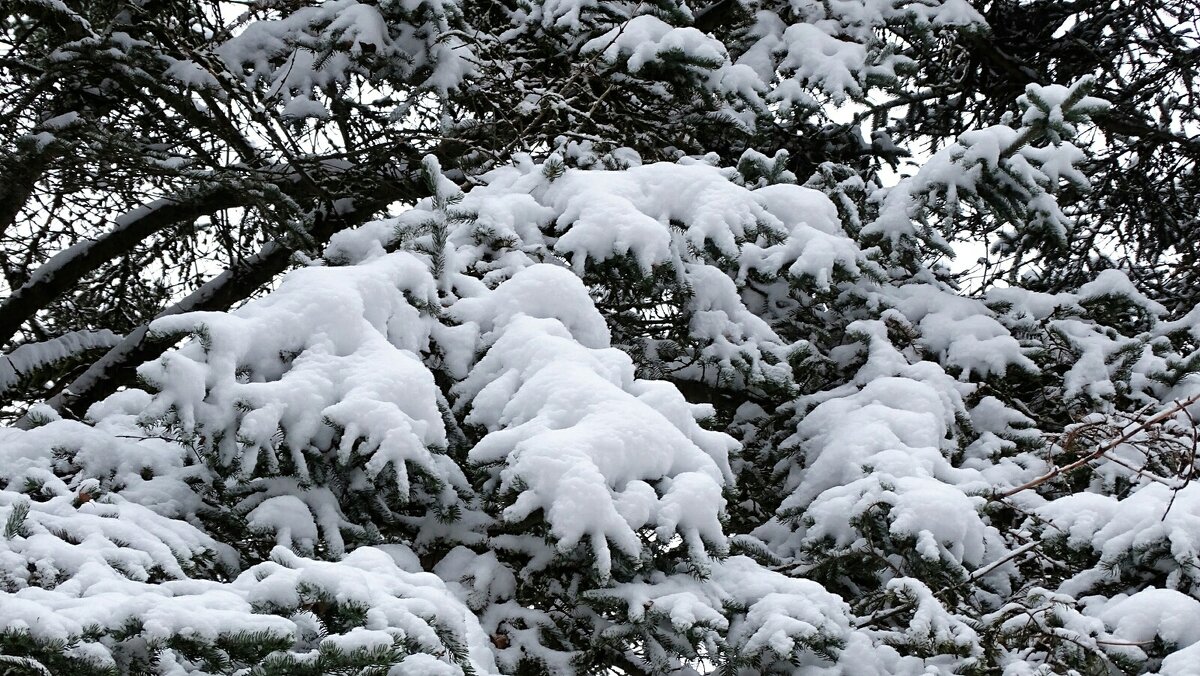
[3,0,1200,675]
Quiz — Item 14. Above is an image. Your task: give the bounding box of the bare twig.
[992,394,1200,501]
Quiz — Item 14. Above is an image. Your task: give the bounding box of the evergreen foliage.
[2,0,1199,674]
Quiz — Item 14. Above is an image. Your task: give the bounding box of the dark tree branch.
[0,184,249,349]
[32,175,423,422]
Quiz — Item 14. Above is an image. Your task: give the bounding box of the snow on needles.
[5,149,1200,674]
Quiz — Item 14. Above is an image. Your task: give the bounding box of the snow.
[594,555,862,666]
[1099,589,1200,648]
[775,23,867,103]
[582,15,726,73]
[543,162,766,268]
[1077,268,1167,317]
[0,418,466,671]
[0,330,121,394]
[451,264,610,349]
[888,284,1037,378]
[862,100,1098,256]
[1159,642,1200,676]
[392,653,465,675]
[247,495,320,551]
[456,296,733,575]
[162,58,219,88]
[217,0,475,102]
[1040,483,1200,598]
[781,374,964,507]
[140,251,453,509]
[535,0,600,29]
[1019,79,1111,135]
[2,49,1197,672]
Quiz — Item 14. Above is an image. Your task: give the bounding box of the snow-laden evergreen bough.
[4,1,1200,675]
[5,142,1200,673]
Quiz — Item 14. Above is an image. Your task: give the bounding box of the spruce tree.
[3,1,1200,674]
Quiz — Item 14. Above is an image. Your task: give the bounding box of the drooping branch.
[32,175,423,422]
[0,328,121,397]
